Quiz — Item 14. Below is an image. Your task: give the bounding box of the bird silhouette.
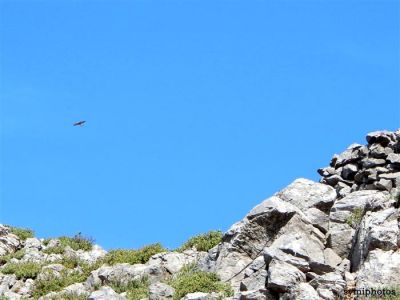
[73,121,86,126]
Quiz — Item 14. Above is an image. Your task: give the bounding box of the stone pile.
[318,130,400,198]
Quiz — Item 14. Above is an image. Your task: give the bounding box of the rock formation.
[1,129,399,299]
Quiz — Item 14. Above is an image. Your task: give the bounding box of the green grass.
[7,225,35,240]
[169,263,233,300]
[103,243,166,265]
[177,230,223,252]
[1,261,42,279]
[0,249,25,264]
[346,207,364,229]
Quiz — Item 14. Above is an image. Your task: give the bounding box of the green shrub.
[107,277,149,300]
[7,225,34,240]
[0,249,25,264]
[58,233,94,251]
[43,245,65,255]
[31,269,87,298]
[170,264,233,300]
[1,262,42,279]
[346,207,364,229]
[177,230,223,252]
[103,243,166,265]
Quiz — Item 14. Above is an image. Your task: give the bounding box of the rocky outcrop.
[1,129,399,300]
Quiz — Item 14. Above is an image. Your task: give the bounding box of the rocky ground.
[1,129,399,300]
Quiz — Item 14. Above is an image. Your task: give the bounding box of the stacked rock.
[318,130,400,198]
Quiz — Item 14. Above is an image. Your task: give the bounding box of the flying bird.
[73,120,86,126]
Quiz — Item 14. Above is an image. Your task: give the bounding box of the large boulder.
[327,190,392,257]
[356,249,400,288]
[350,207,399,271]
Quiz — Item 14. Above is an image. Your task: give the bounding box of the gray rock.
[0,233,21,256]
[10,278,34,296]
[149,282,174,300]
[317,167,336,177]
[375,178,392,191]
[280,282,319,300]
[379,172,400,180]
[276,178,337,213]
[181,292,211,300]
[304,207,329,233]
[341,164,358,180]
[332,148,363,168]
[24,238,42,250]
[350,208,399,271]
[37,264,67,281]
[88,286,126,300]
[1,291,21,299]
[75,244,107,264]
[366,130,395,146]
[369,144,393,158]
[323,248,342,269]
[148,250,206,275]
[362,158,386,169]
[356,249,400,288]
[0,274,17,296]
[236,289,275,300]
[267,259,305,293]
[91,263,164,287]
[317,288,335,300]
[387,153,400,166]
[239,256,266,291]
[45,239,61,249]
[207,194,305,290]
[309,272,346,299]
[263,214,328,274]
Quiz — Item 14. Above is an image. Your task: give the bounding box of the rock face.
[1,129,399,300]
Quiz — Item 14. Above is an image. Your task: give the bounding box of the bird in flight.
[73,120,86,127]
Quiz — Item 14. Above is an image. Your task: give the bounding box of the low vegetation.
[346,207,364,229]
[43,233,94,252]
[103,243,166,265]
[106,277,150,300]
[32,257,103,298]
[0,249,25,265]
[1,262,42,280]
[169,263,233,300]
[177,230,223,252]
[31,269,87,298]
[7,225,34,240]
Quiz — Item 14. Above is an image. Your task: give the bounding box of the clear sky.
[0,0,399,250]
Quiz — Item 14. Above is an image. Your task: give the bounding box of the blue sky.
[0,0,399,250]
